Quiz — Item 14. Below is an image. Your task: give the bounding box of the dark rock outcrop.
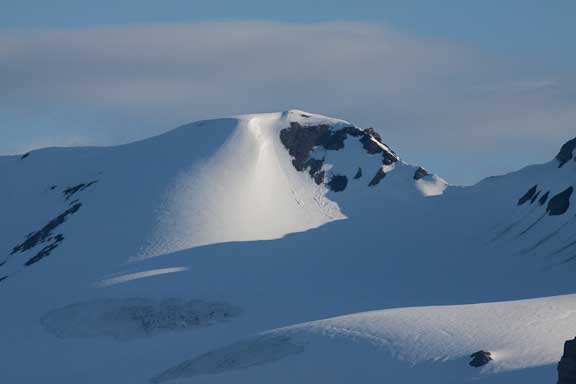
[63,181,98,201]
[539,191,550,206]
[359,128,398,165]
[547,187,573,216]
[469,350,492,367]
[359,128,386,155]
[518,185,538,206]
[327,175,348,192]
[280,123,329,171]
[414,167,429,180]
[368,168,386,187]
[304,158,324,175]
[11,203,82,255]
[530,191,541,204]
[314,171,325,185]
[279,122,354,171]
[279,121,399,189]
[558,337,576,384]
[25,234,64,266]
[556,138,576,168]
[9,202,82,268]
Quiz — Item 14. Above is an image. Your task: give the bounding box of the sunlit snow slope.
[153,294,576,384]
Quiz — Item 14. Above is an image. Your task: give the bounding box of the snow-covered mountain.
[1,110,574,383]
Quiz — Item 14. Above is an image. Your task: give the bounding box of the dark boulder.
[547,187,574,216]
[469,351,492,367]
[558,337,576,384]
[518,185,538,205]
[354,167,362,179]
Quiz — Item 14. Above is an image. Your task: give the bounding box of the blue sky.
[1,0,575,184]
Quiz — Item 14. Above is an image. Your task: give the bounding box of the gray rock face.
[558,338,576,384]
[469,350,492,367]
[556,137,576,168]
[547,187,573,216]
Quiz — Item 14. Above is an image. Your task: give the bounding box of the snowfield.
[0,110,574,383]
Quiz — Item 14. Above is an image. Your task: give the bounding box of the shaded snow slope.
[154,294,576,383]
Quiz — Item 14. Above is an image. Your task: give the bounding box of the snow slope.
[0,110,574,383]
[154,294,576,383]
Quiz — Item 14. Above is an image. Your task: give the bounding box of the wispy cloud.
[0,22,573,184]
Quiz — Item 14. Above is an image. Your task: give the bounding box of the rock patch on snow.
[10,202,82,267]
[547,187,573,216]
[518,185,538,205]
[62,180,98,200]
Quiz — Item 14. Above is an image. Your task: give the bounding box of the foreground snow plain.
[0,110,574,383]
